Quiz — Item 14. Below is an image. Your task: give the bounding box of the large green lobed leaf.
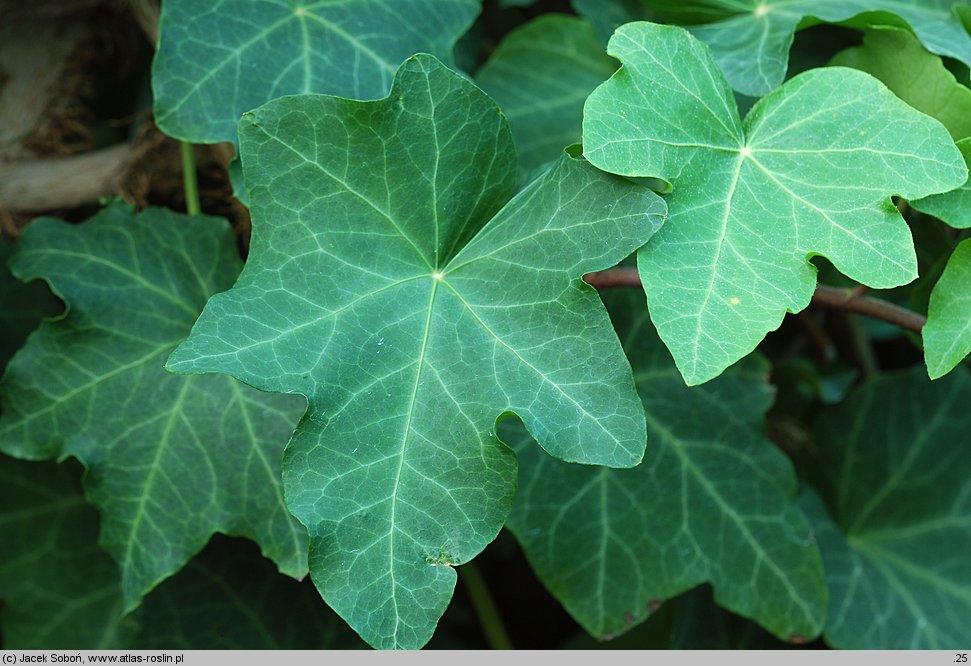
[802,368,971,648]
[583,22,966,385]
[152,0,481,143]
[0,204,307,610]
[924,239,971,379]
[507,290,825,642]
[167,55,666,649]
[475,14,615,174]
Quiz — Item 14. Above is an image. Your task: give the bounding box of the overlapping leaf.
[575,0,971,97]
[166,55,665,649]
[506,290,825,642]
[924,239,971,378]
[152,0,480,143]
[583,22,966,385]
[0,204,307,611]
[0,456,131,648]
[475,14,615,174]
[801,368,971,648]
[831,27,971,229]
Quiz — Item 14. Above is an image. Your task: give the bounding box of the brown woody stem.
[583,267,926,333]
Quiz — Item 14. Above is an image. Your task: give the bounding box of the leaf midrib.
[386,276,439,646]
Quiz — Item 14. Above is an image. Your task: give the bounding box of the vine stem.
[583,267,926,333]
[180,141,201,216]
[460,562,514,650]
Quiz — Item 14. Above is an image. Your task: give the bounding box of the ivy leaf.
[801,368,971,648]
[506,290,825,642]
[134,537,364,650]
[166,55,665,649]
[0,456,132,649]
[152,0,480,144]
[829,27,971,229]
[583,22,966,386]
[924,239,971,379]
[636,0,971,97]
[475,14,615,175]
[0,204,307,611]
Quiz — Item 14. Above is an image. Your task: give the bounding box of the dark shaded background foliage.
[0,0,966,650]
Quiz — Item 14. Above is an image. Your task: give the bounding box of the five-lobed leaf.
[475,14,616,175]
[801,368,971,648]
[583,22,966,386]
[576,0,971,97]
[152,0,480,144]
[830,27,971,229]
[0,204,307,611]
[166,55,666,649]
[924,239,971,378]
[507,290,825,642]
